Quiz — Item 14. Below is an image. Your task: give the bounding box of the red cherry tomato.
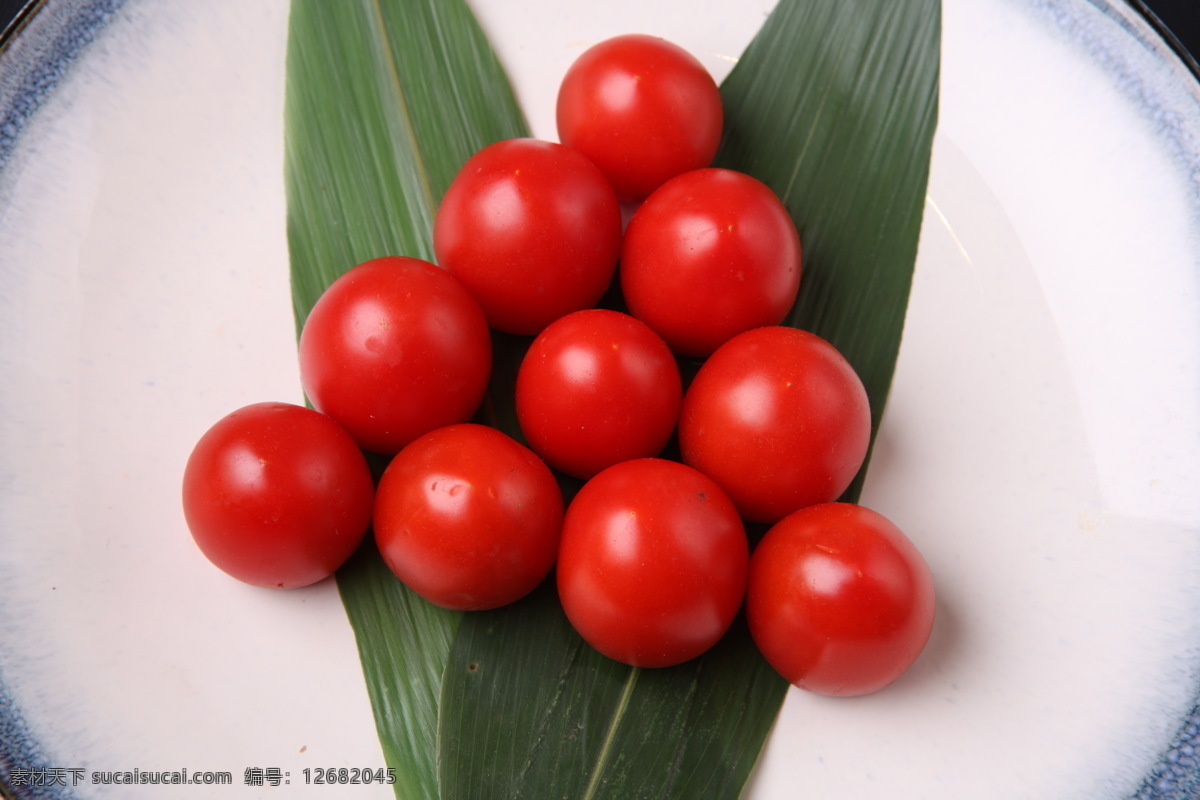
[373,424,564,611]
[679,326,870,523]
[620,168,802,357]
[515,309,682,479]
[181,402,374,588]
[747,503,936,696]
[557,458,748,668]
[298,256,492,455]
[433,138,622,335]
[556,34,723,202]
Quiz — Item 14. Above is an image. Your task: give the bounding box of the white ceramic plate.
[1,0,1197,798]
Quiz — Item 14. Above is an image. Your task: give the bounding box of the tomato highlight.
[747,503,936,696]
[182,402,374,589]
[557,459,748,668]
[516,308,682,479]
[434,138,622,335]
[557,33,723,201]
[679,326,871,523]
[298,256,492,455]
[373,424,564,611]
[621,168,802,357]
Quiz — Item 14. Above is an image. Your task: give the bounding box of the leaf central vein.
[368,0,437,216]
[581,667,640,800]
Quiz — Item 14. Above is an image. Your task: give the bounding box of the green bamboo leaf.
[719,0,941,498]
[333,543,459,800]
[284,0,527,797]
[286,0,527,321]
[439,584,785,799]
[437,0,940,797]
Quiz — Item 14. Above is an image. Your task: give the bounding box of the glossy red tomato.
[433,138,622,335]
[747,503,936,696]
[557,458,748,668]
[620,169,801,357]
[181,402,374,588]
[515,309,682,479]
[556,34,723,202]
[679,326,870,523]
[297,256,491,455]
[374,424,564,611]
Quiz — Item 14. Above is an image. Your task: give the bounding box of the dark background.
[1136,0,1199,69]
[1,0,1197,65]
